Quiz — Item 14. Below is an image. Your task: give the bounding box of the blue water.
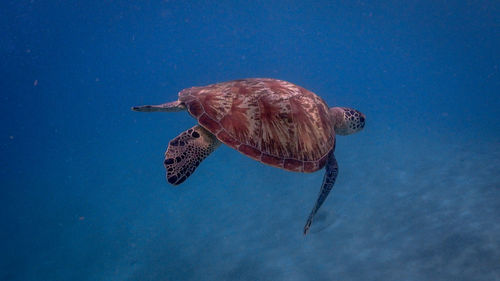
[1,1,499,280]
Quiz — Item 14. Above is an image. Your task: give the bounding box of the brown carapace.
[133,78,365,235]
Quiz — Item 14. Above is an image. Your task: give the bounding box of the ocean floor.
[4,127,498,281]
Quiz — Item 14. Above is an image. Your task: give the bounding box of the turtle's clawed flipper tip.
[303,219,313,235]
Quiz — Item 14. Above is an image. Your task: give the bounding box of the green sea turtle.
[132,78,365,234]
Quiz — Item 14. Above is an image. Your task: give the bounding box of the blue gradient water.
[1,1,499,280]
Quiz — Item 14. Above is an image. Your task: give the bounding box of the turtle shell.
[179,78,334,173]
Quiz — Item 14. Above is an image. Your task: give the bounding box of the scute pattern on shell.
[179,78,334,172]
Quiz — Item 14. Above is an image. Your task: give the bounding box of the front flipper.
[164,125,221,185]
[303,152,338,235]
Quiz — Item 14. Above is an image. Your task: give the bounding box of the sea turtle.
[132,78,365,234]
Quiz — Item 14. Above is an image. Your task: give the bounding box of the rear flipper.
[132,100,186,112]
[164,125,221,185]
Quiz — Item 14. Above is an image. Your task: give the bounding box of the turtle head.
[330,107,366,135]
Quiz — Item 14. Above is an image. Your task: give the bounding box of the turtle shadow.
[308,210,341,234]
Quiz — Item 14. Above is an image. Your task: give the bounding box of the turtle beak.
[359,113,366,129]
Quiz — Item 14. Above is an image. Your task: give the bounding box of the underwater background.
[1,1,499,280]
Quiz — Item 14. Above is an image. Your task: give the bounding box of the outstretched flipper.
[164,125,221,185]
[303,151,338,235]
[132,100,186,112]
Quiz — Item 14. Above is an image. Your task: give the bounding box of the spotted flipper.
[303,151,338,235]
[164,125,221,185]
